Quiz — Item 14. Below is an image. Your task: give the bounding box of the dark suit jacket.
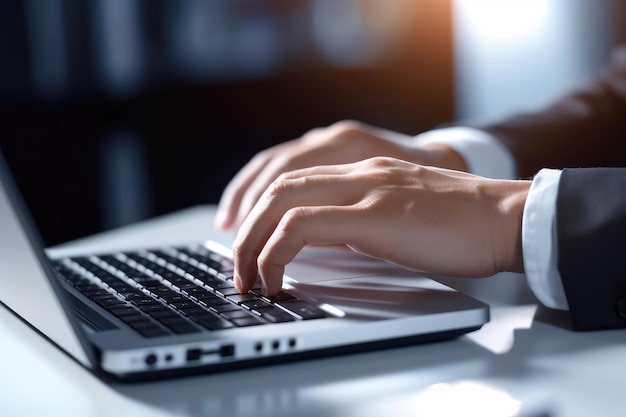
[477,46,626,330]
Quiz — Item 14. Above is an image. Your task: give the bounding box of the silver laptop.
[0,149,489,382]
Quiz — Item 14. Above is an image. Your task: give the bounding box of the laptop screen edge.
[0,149,98,369]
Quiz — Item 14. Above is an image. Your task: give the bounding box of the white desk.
[2,205,625,417]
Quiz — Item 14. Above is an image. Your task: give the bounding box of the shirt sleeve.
[413,127,569,310]
[522,169,570,310]
[413,126,518,179]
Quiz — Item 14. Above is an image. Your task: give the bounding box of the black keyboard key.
[277,300,326,320]
[127,276,162,287]
[240,299,272,312]
[128,295,159,306]
[184,287,214,299]
[107,305,141,317]
[199,295,230,308]
[99,275,122,286]
[231,316,264,327]
[196,316,235,331]
[176,306,207,317]
[83,288,112,298]
[210,303,241,314]
[264,291,298,303]
[160,293,187,303]
[148,309,181,320]
[216,286,239,297]
[227,293,258,304]
[166,274,193,287]
[171,300,199,310]
[112,283,141,294]
[257,307,296,323]
[159,317,201,334]
[221,310,254,320]
[210,278,234,289]
[125,319,170,337]
[193,275,222,288]
[138,303,169,313]
[149,287,179,299]
[94,296,126,307]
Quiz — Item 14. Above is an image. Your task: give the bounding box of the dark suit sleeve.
[556,168,626,330]
[475,46,626,179]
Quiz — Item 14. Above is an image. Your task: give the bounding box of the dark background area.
[1,0,454,246]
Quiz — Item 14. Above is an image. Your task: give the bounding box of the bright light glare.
[412,381,522,417]
[459,0,548,40]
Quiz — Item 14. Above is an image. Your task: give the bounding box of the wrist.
[495,180,532,273]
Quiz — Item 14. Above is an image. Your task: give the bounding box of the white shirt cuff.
[413,127,517,179]
[522,168,569,310]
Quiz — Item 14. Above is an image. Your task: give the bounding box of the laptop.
[0,149,489,382]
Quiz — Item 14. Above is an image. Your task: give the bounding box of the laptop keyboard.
[52,245,326,338]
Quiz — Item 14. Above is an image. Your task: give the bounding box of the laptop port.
[144,353,157,366]
[186,348,203,362]
[219,344,235,357]
[186,345,234,362]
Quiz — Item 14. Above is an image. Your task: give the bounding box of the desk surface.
[2,205,625,417]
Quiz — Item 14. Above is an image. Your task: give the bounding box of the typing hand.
[215,120,466,232]
[231,157,530,296]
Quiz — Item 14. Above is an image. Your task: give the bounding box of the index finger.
[255,204,373,296]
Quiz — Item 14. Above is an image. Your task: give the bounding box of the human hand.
[215,120,466,231]
[232,157,531,296]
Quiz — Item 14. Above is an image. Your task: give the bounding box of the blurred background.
[1,0,624,246]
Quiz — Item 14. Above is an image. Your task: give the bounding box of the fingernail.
[214,210,225,229]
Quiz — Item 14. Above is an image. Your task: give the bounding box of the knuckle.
[252,147,275,164]
[267,174,292,197]
[280,206,311,230]
[331,120,366,141]
[330,119,364,133]
[357,157,411,185]
[368,156,393,166]
[303,120,367,146]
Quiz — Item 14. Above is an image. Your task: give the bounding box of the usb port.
[186,348,202,361]
[220,344,235,357]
